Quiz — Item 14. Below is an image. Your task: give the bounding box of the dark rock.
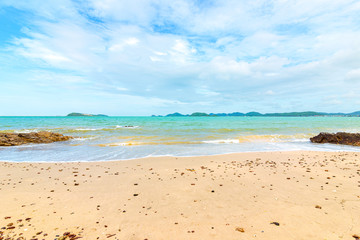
[310,132,360,146]
[0,131,73,146]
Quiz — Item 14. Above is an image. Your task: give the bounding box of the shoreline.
[1,151,359,239]
[1,148,360,163]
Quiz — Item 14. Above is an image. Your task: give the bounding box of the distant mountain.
[67,112,108,117]
[190,112,209,117]
[209,113,227,116]
[264,111,327,117]
[158,111,360,117]
[166,112,186,117]
[166,112,210,117]
[229,112,245,116]
[245,111,263,116]
[209,112,245,116]
[349,111,360,116]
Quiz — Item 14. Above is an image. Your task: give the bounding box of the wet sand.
[0,151,359,240]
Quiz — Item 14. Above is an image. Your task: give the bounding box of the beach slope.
[0,151,359,239]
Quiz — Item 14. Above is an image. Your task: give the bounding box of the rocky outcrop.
[0,131,73,146]
[310,132,360,146]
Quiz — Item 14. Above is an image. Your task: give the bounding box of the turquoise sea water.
[1,116,360,162]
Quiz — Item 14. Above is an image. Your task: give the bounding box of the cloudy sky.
[0,0,360,116]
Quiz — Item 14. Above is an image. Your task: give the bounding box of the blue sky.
[1,0,360,116]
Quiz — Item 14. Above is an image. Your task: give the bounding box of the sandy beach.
[0,151,359,240]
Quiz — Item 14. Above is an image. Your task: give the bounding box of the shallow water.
[1,116,360,162]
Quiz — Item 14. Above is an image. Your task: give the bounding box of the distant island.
[153,111,360,117]
[67,112,108,117]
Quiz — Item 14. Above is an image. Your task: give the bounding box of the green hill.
[166,112,186,117]
[160,111,360,117]
[67,112,108,117]
[264,111,327,117]
[245,111,262,116]
[190,112,209,117]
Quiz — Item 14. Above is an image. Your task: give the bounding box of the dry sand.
[0,151,359,240]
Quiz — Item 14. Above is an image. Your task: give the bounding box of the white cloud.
[196,88,220,97]
[265,90,275,95]
[149,56,162,62]
[125,37,140,45]
[108,37,140,51]
[1,0,360,114]
[115,87,128,91]
[345,69,360,82]
[168,39,197,64]
[154,51,167,56]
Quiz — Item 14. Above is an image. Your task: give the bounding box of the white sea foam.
[74,128,98,131]
[73,137,97,141]
[203,139,239,144]
[97,142,143,146]
[14,129,39,133]
[115,125,139,129]
[3,116,360,162]
[291,138,310,142]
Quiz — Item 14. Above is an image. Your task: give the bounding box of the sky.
[0,0,360,116]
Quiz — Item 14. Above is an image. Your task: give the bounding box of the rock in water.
[310,132,360,146]
[0,131,73,146]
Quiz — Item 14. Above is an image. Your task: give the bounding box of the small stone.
[270,222,280,226]
[235,227,245,232]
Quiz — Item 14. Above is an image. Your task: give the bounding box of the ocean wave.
[72,137,98,141]
[95,140,203,147]
[239,134,314,143]
[202,134,313,144]
[85,134,315,147]
[62,128,99,133]
[0,129,16,133]
[115,125,140,129]
[74,128,98,131]
[203,139,239,144]
[291,138,310,142]
[14,129,40,133]
[97,142,144,147]
[62,126,140,133]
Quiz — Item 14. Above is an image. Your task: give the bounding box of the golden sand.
[0,151,359,239]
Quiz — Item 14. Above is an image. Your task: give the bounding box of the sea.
[1,116,360,162]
